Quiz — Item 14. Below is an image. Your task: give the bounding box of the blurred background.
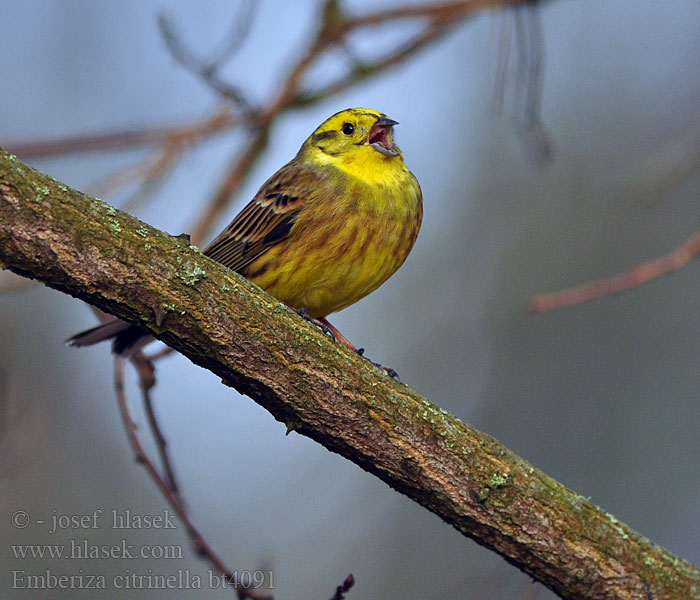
[1,1,699,598]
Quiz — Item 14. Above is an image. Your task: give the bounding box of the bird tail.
[65,319,152,356]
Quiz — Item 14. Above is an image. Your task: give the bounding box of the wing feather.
[203,160,322,273]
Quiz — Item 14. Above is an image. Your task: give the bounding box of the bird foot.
[295,308,336,342]
[363,357,400,381]
[294,310,400,381]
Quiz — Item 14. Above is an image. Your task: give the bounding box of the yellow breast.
[246,160,422,317]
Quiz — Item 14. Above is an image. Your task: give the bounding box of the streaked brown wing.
[203,159,321,273]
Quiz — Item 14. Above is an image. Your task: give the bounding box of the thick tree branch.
[1,150,698,600]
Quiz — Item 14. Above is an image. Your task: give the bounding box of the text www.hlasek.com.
[11,538,183,560]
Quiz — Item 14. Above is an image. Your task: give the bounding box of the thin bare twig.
[343,0,521,25]
[7,107,239,159]
[192,0,521,243]
[303,19,457,104]
[113,357,273,600]
[4,154,698,599]
[145,346,176,362]
[87,140,183,209]
[130,353,181,497]
[528,225,700,313]
[202,0,256,71]
[328,574,355,600]
[7,126,182,159]
[118,351,356,600]
[189,125,270,246]
[158,10,254,114]
[8,0,524,247]
[492,2,553,166]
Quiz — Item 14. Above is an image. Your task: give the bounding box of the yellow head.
[298,108,406,182]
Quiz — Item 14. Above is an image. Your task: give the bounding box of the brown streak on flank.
[305,222,333,252]
[407,221,420,249]
[361,229,378,259]
[396,235,412,265]
[335,223,360,257]
[385,219,415,267]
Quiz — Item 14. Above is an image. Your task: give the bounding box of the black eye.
[342,122,355,136]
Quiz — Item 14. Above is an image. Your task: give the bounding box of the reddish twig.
[88,140,184,208]
[261,0,501,116]
[113,358,273,600]
[131,353,181,497]
[189,125,271,246]
[343,0,522,25]
[6,106,239,159]
[300,18,457,104]
[328,574,355,600]
[192,0,523,243]
[7,126,183,159]
[145,346,176,362]
[157,4,256,113]
[7,0,524,247]
[528,225,700,313]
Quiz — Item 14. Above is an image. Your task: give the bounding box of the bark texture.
[1,149,698,600]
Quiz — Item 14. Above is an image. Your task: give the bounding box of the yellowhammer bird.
[68,108,423,375]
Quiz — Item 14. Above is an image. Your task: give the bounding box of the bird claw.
[373,362,400,382]
[294,308,400,381]
[386,367,400,381]
[320,322,336,343]
[295,308,336,342]
[354,348,399,380]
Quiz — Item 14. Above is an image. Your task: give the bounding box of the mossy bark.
[1,149,698,599]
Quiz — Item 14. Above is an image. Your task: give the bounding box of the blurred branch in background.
[2,2,538,595]
[492,0,553,167]
[3,148,700,600]
[114,358,274,600]
[7,0,699,597]
[5,0,527,246]
[529,223,700,313]
[157,0,257,115]
[529,129,700,313]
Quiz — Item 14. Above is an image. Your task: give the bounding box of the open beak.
[366,116,400,156]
